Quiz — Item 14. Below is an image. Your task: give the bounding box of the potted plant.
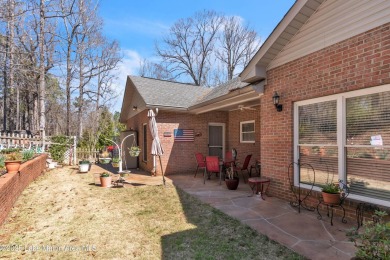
[5,152,23,174]
[79,160,90,173]
[128,146,141,157]
[100,172,112,188]
[225,163,239,190]
[112,157,120,168]
[321,182,341,205]
[99,150,111,164]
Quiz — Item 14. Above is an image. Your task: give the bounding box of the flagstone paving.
[90,164,357,259]
[167,173,357,260]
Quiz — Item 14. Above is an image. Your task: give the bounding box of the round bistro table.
[248,177,270,200]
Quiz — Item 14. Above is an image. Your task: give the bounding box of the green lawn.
[0,167,304,259]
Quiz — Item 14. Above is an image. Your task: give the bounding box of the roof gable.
[269,0,390,70]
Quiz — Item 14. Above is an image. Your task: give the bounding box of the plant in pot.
[225,163,239,190]
[99,150,111,164]
[100,172,112,188]
[321,182,341,205]
[79,160,90,173]
[128,146,141,157]
[5,152,23,174]
[111,157,120,168]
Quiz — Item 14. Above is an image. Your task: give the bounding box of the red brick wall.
[0,154,48,226]
[126,108,261,175]
[262,23,390,216]
[228,104,261,166]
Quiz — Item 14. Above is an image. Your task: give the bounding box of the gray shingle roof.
[197,77,250,104]
[129,76,211,108]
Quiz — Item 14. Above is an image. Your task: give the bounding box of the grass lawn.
[0,167,305,259]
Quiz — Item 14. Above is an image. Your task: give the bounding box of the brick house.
[120,76,263,175]
[120,0,390,217]
[240,0,390,213]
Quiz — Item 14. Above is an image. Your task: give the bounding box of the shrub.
[48,135,70,162]
[0,154,5,168]
[22,149,35,162]
[347,211,390,259]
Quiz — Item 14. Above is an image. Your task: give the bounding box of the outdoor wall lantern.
[132,106,138,111]
[272,91,283,112]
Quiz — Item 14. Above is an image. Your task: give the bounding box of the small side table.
[248,177,270,200]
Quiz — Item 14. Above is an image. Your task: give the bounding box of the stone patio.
[91,164,357,259]
[168,173,357,260]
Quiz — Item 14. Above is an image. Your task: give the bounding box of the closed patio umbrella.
[147,109,165,185]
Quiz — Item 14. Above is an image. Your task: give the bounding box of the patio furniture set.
[195,151,270,199]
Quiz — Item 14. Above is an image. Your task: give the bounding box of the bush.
[347,211,390,259]
[22,150,35,162]
[48,135,70,163]
[0,154,5,169]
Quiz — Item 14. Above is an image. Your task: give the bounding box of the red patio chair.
[194,152,206,178]
[204,156,220,184]
[234,154,252,183]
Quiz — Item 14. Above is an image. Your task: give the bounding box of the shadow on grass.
[160,186,305,260]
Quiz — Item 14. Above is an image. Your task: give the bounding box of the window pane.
[346,147,390,202]
[299,145,338,187]
[242,132,254,142]
[242,123,254,132]
[346,91,390,145]
[346,91,390,202]
[299,100,337,145]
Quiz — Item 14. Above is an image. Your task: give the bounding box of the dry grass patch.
[0,167,304,259]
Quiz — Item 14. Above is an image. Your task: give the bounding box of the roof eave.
[189,83,264,114]
[240,0,324,83]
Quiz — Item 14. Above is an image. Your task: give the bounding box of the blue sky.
[98,0,296,111]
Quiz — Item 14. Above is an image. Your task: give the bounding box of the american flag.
[174,129,194,142]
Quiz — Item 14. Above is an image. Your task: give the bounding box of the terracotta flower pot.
[100,176,112,188]
[5,160,22,174]
[225,177,239,190]
[322,192,341,205]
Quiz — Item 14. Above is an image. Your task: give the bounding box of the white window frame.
[240,120,255,143]
[294,84,390,207]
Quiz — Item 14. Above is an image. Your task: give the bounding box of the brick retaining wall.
[0,154,48,226]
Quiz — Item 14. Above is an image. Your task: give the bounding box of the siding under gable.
[268,0,390,70]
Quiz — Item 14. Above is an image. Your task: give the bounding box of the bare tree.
[216,16,259,80]
[156,10,222,86]
[138,58,174,80]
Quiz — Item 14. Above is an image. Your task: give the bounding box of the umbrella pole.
[158,155,165,186]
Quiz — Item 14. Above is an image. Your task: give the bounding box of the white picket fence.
[0,132,78,165]
[0,132,41,149]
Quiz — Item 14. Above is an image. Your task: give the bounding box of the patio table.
[248,177,270,200]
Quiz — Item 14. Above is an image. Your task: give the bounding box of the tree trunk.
[39,0,46,146]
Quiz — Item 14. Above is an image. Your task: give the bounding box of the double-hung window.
[294,85,390,207]
[240,120,255,143]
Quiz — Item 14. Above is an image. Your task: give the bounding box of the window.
[294,85,390,207]
[240,120,255,143]
[143,124,147,162]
